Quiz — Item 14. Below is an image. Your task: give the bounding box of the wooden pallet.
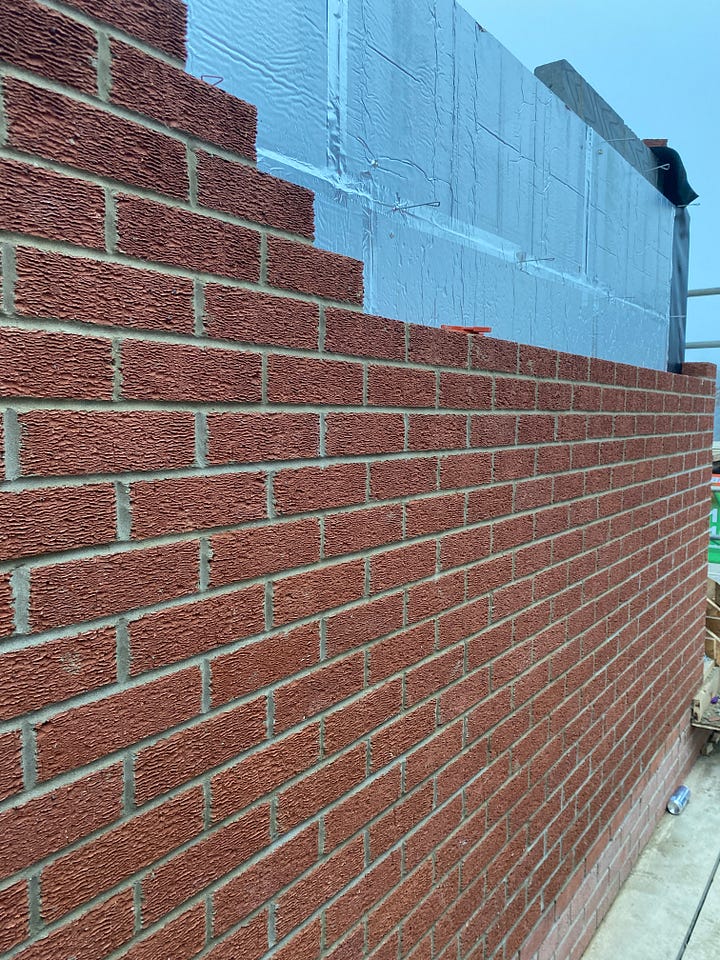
[706,580,720,666]
[692,581,720,731]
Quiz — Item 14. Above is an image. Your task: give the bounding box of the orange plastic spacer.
[440,325,492,336]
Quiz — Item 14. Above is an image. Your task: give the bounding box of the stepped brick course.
[0,1,716,959]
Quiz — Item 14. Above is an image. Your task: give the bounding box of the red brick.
[274,836,365,938]
[0,729,23,804]
[537,381,573,411]
[536,443,572,474]
[371,457,437,500]
[402,867,459,951]
[0,158,104,246]
[440,370,493,409]
[326,852,402,946]
[0,573,13,637]
[0,327,113,401]
[683,361,717,381]
[368,861,433,948]
[270,922,322,960]
[135,699,266,803]
[208,412,319,464]
[493,580,531,620]
[557,352,590,382]
[440,524,492,570]
[204,284,319,349]
[210,518,320,586]
[15,248,194,333]
[371,701,436,770]
[493,446,536,481]
[123,904,205,960]
[325,309,405,360]
[326,929,366,960]
[370,541,437,593]
[273,653,364,732]
[406,646,464,706]
[0,881,28,954]
[277,744,367,832]
[439,667,490,723]
[470,336,519,374]
[0,484,116,562]
[213,825,319,934]
[111,41,255,157]
[141,804,271,922]
[267,237,363,303]
[19,409,195,478]
[0,627,115,721]
[36,668,202,780]
[405,492,465,538]
[408,414,468,451]
[466,555,513,599]
[273,559,365,626]
[326,412,405,456]
[325,678,403,754]
[518,344,558,379]
[116,194,260,281]
[197,150,313,235]
[122,340,262,402]
[274,462,366,515]
[1,0,97,91]
[493,514,534,552]
[129,586,265,675]
[325,503,403,557]
[437,798,498,877]
[516,476,553,511]
[268,354,364,405]
[324,767,402,851]
[1,766,122,881]
[369,365,436,407]
[518,413,556,444]
[437,736,490,804]
[13,891,134,960]
[211,623,320,705]
[41,788,203,922]
[325,593,405,656]
[438,596,491,649]
[5,79,187,197]
[369,622,435,682]
[211,725,320,823]
[439,452,492,489]
[403,796,466,870]
[131,472,265,539]
[29,540,199,632]
[207,912,268,960]
[408,325,468,369]
[70,0,186,59]
[471,413,517,447]
[405,721,463,791]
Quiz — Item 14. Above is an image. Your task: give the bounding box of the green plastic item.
[711,477,720,564]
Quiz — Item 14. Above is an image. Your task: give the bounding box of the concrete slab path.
[582,746,720,960]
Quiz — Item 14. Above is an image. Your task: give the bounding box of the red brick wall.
[0,2,716,959]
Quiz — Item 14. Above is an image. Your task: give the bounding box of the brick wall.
[0,2,716,959]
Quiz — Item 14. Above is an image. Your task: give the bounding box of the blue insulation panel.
[186,0,674,368]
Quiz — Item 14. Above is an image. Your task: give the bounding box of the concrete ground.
[583,744,720,960]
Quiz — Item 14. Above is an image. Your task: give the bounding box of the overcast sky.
[459,0,719,368]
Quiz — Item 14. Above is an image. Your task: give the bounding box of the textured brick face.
[15,248,195,334]
[5,79,189,197]
[0,1,715,958]
[0,159,106,248]
[1,0,97,92]
[110,41,256,158]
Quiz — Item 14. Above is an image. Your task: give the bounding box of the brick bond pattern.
[0,2,716,959]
